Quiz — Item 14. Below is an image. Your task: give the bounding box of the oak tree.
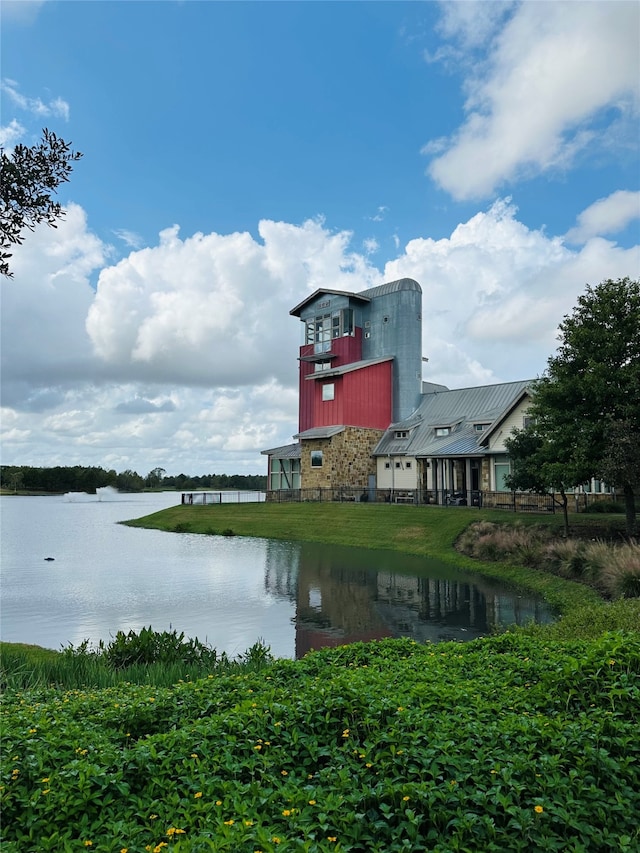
[508,278,639,536]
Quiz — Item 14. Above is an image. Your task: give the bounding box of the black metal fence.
[263,487,560,512]
[179,489,620,514]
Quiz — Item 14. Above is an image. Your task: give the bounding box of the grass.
[456,520,640,599]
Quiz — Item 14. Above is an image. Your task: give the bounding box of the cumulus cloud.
[565,190,640,244]
[383,198,639,386]
[2,199,638,475]
[427,1,640,199]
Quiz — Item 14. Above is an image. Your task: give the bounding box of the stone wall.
[301,427,384,490]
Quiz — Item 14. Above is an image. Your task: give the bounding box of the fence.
[180,488,623,514]
[263,487,560,512]
[180,491,266,505]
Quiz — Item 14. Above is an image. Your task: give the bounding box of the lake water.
[0,491,554,658]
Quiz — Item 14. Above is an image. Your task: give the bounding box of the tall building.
[263,278,422,494]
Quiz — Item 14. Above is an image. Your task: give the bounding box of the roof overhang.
[294,425,346,440]
[305,356,393,380]
[290,288,371,318]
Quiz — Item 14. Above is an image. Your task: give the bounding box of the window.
[269,457,301,490]
[314,360,331,372]
[406,461,412,469]
[306,309,355,350]
[395,430,408,439]
[322,383,335,401]
[384,461,390,469]
[474,423,490,432]
[523,416,534,429]
[435,427,450,436]
[395,461,401,469]
[311,450,323,468]
[494,460,511,491]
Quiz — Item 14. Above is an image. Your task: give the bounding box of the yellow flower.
[149,697,155,702]
[402,796,410,802]
[244,820,254,826]
[190,753,198,759]
[216,800,223,806]
[272,838,281,845]
[42,789,50,795]
[254,744,262,750]
[149,813,158,820]
[535,805,544,814]
[282,809,292,817]
[83,843,93,848]
[328,837,337,843]
[223,819,234,826]
[194,791,203,798]
[120,849,128,853]
[366,762,373,768]
[308,800,316,805]
[41,777,50,783]
[280,770,288,776]
[342,729,350,738]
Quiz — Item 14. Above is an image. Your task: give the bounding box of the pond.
[0,492,554,658]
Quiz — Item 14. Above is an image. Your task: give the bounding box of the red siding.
[304,361,392,431]
[298,330,392,432]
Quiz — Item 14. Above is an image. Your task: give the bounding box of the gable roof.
[373,379,532,458]
[289,278,421,317]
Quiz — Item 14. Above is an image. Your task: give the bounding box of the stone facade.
[301,427,384,490]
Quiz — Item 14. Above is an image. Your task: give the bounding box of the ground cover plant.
[2,633,639,852]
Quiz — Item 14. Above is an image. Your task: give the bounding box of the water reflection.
[265,541,553,657]
[1,494,554,656]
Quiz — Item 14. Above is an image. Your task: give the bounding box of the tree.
[1,128,83,277]
[599,419,640,536]
[516,278,639,536]
[504,428,586,536]
[146,467,167,489]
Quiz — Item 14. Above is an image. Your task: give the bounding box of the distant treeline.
[0,465,267,494]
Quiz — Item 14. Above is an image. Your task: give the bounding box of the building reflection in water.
[264,540,554,660]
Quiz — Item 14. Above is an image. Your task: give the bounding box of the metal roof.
[294,425,346,440]
[304,356,393,380]
[289,278,421,317]
[261,442,301,458]
[373,379,532,458]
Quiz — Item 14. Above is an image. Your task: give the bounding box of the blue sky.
[1,0,639,477]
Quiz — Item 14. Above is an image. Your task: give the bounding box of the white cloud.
[383,198,639,385]
[113,229,144,250]
[0,118,26,149]
[427,1,640,199]
[565,190,640,244]
[2,200,638,475]
[1,79,70,121]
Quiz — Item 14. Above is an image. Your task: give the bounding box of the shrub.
[589,500,626,513]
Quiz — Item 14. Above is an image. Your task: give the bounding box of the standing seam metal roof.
[373,379,531,457]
